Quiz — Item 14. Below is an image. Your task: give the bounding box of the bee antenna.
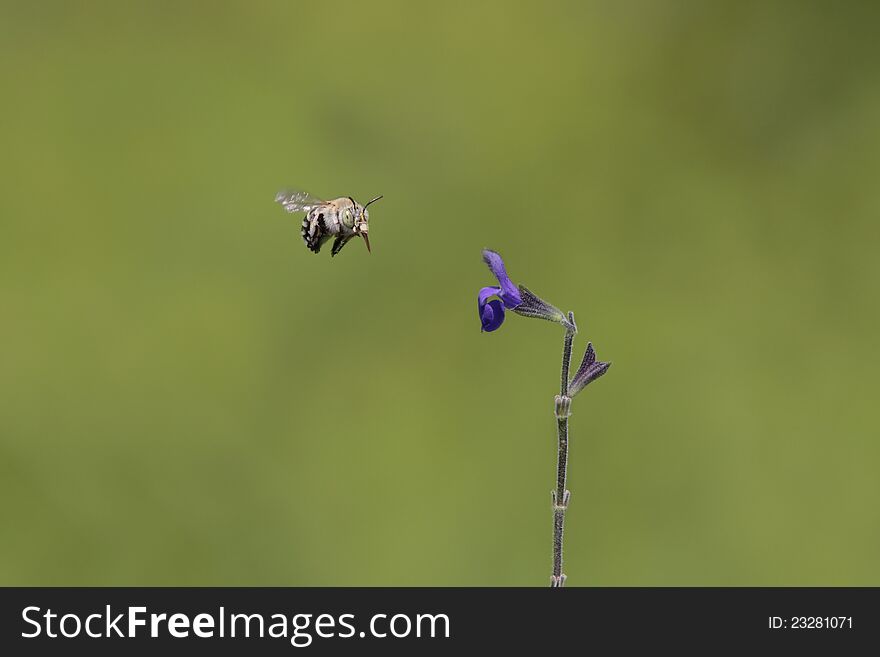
[363,195,383,209]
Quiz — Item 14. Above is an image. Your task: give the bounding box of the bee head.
[355,195,382,253]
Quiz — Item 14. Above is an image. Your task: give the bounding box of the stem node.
[551,489,570,511]
[554,394,572,419]
[550,574,567,588]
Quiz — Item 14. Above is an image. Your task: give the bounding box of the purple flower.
[478,249,575,333]
[479,249,523,332]
[569,342,611,396]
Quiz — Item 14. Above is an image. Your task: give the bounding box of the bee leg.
[331,235,352,257]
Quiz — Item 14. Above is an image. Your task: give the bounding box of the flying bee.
[275,189,383,257]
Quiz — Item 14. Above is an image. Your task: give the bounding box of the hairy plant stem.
[551,311,576,587]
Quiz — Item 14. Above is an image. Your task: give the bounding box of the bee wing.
[275,189,326,213]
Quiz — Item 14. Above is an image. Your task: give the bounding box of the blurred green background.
[1,1,878,586]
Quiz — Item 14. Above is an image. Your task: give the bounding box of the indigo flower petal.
[482,249,522,308]
[478,286,506,331]
[479,286,501,308]
[481,298,506,332]
[569,342,611,396]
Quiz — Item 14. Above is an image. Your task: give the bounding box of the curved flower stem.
[551,311,576,587]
